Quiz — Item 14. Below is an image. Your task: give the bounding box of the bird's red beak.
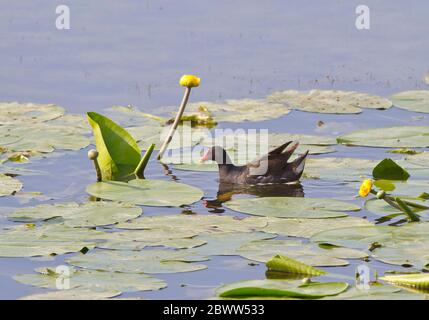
[201,150,210,161]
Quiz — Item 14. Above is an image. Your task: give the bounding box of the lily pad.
[0,174,22,197]
[373,159,410,181]
[390,90,429,113]
[267,90,392,114]
[0,123,90,153]
[95,228,203,251]
[337,126,429,148]
[116,214,267,234]
[324,283,424,300]
[217,279,348,299]
[192,232,276,256]
[86,179,204,207]
[14,266,166,292]
[365,198,428,217]
[0,224,102,257]
[19,288,120,300]
[0,102,65,124]
[237,239,351,267]
[225,197,360,219]
[172,99,291,123]
[66,249,208,274]
[8,202,142,227]
[405,152,429,167]
[262,216,373,238]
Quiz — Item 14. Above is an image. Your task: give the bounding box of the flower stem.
[134,143,155,179]
[157,87,191,160]
[395,197,420,222]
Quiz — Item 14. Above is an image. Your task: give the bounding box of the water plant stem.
[135,143,155,179]
[395,197,420,222]
[157,87,191,160]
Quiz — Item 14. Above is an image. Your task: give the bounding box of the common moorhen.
[201,141,308,185]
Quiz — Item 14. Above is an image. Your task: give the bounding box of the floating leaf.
[365,198,428,217]
[373,159,410,181]
[86,179,203,207]
[237,239,350,267]
[116,214,267,234]
[19,288,120,300]
[405,152,429,167]
[0,224,102,257]
[66,249,208,274]
[14,266,166,292]
[0,123,90,153]
[167,99,291,123]
[337,126,429,148]
[8,202,142,227]
[0,174,22,197]
[391,90,429,113]
[225,197,360,219]
[323,283,424,300]
[217,279,348,299]
[87,112,142,180]
[263,216,372,238]
[267,90,392,114]
[266,255,326,276]
[193,232,276,256]
[0,102,65,124]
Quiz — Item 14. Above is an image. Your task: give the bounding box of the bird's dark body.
[203,142,308,185]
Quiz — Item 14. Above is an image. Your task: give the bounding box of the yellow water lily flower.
[359,179,373,197]
[179,74,200,88]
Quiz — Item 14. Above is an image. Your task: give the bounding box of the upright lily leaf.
[380,273,429,290]
[87,112,142,180]
[266,255,326,276]
[373,159,410,181]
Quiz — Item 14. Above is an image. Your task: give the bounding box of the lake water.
[0,1,428,299]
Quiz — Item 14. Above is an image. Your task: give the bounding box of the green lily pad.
[337,126,429,148]
[116,214,267,234]
[0,123,90,153]
[14,266,167,292]
[225,197,360,219]
[406,152,429,167]
[95,228,203,250]
[267,90,392,114]
[237,239,351,267]
[0,224,102,257]
[19,288,121,300]
[8,202,142,227]
[0,174,22,197]
[86,179,204,207]
[263,216,373,238]
[0,102,65,124]
[390,90,429,113]
[372,242,429,269]
[193,232,276,256]
[303,157,379,181]
[217,279,348,299]
[173,99,291,123]
[66,249,208,274]
[324,283,424,300]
